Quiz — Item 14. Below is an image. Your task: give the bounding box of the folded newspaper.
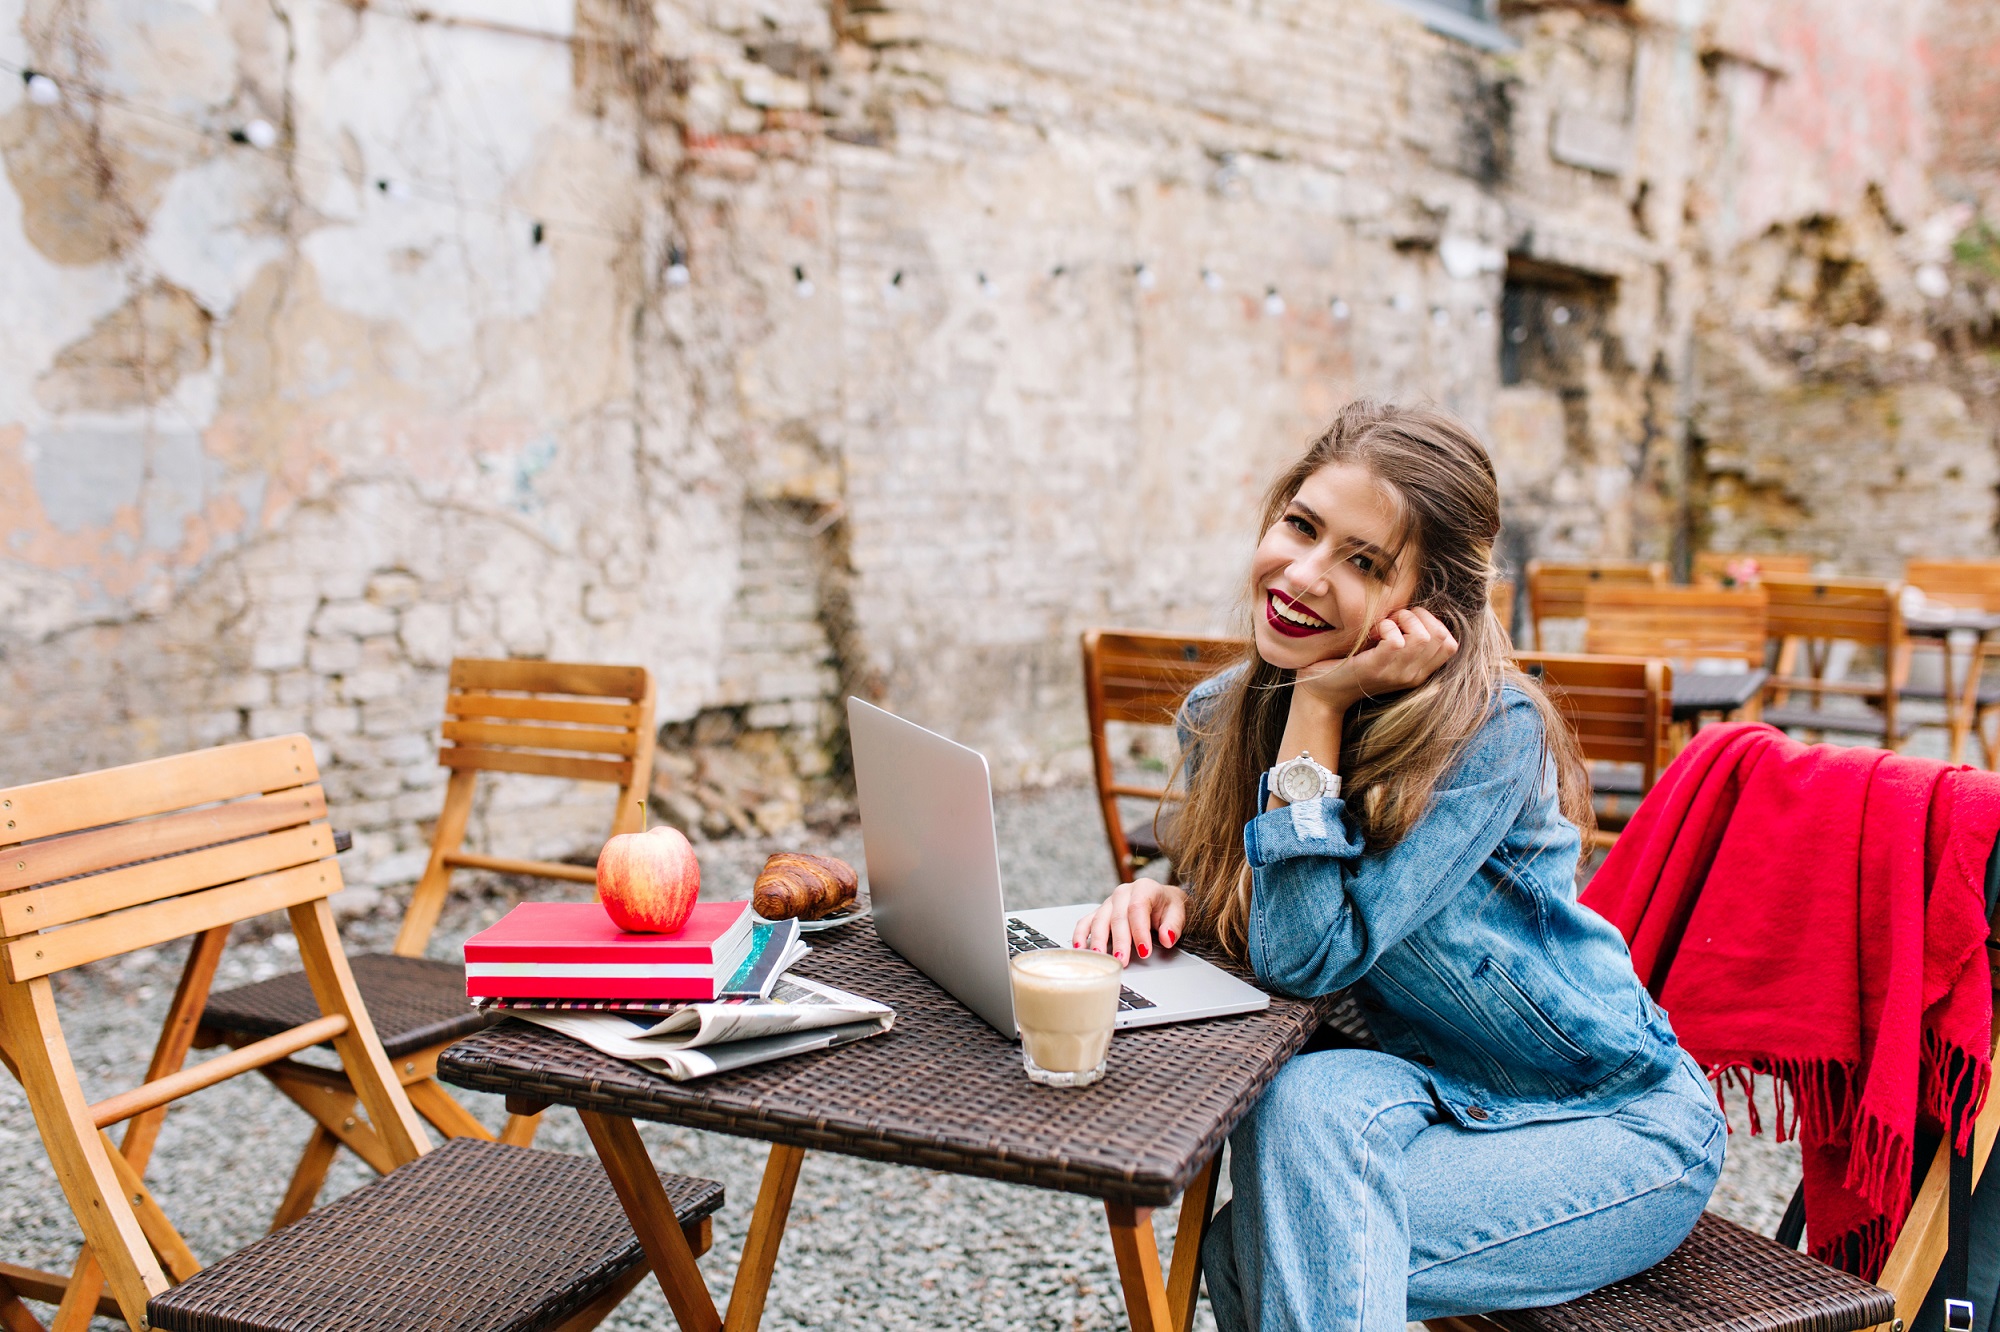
[510,974,894,1081]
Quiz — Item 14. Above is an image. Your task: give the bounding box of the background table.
[440,919,1342,1331]
[1669,669,1768,724]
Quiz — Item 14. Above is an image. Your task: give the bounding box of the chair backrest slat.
[7,859,337,981]
[1583,585,1768,666]
[447,659,648,699]
[1903,559,2000,611]
[445,693,643,728]
[1691,551,1815,585]
[438,747,634,786]
[0,786,327,895]
[0,736,314,847]
[0,821,335,936]
[439,719,638,758]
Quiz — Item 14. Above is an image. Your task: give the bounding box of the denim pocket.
[1476,957,1592,1066]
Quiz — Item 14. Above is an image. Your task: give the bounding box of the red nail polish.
[1163,930,1176,947]
[1138,942,1150,959]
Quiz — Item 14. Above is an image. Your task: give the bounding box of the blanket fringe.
[1921,1027,1993,1154]
[1705,1056,1855,1145]
[1812,1212,1895,1282]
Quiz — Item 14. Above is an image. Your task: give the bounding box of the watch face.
[1276,761,1324,803]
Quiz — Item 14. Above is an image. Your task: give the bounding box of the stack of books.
[462,899,893,1081]
[464,901,800,1004]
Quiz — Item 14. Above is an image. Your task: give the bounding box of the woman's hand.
[1070,878,1189,967]
[1294,606,1458,713]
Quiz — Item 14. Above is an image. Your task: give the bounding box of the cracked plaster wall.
[3,0,1997,906]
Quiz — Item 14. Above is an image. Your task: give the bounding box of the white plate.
[787,902,871,933]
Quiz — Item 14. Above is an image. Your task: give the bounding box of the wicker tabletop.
[439,919,1333,1207]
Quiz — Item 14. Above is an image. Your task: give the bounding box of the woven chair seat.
[1480,1211,1894,1332]
[203,953,494,1060]
[1761,704,1916,741]
[149,1137,724,1332]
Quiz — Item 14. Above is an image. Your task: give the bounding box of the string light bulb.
[24,71,60,106]
[1263,287,1286,317]
[977,271,997,297]
[1134,263,1155,290]
[1201,268,1223,291]
[665,246,690,286]
[1431,307,1449,327]
[233,118,279,150]
[531,221,545,246]
[375,178,410,202]
[793,264,814,298]
[883,269,904,300]
[1329,297,1350,320]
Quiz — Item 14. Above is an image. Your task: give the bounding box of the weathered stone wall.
[3,0,1996,905]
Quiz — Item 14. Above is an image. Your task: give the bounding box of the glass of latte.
[1008,948,1122,1087]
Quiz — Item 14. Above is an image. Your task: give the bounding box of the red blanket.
[1579,723,1997,1277]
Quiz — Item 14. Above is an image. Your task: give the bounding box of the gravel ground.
[1,780,1802,1330]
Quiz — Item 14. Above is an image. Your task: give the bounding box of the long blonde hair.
[1170,400,1593,960]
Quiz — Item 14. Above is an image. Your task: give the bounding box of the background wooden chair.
[1758,576,1910,750]
[1691,550,1816,585]
[0,736,721,1332]
[1081,630,1241,884]
[1523,560,1668,650]
[1900,559,2000,767]
[199,658,657,1227]
[1513,652,1672,848]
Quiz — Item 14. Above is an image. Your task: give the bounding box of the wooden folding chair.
[1080,630,1242,885]
[198,658,657,1227]
[1691,550,1815,585]
[1514,652,1672,848]
[0,736,723,1332]
[1758,576,1910,750]
[1900,559,2000,767]
[1523,560,1668,650]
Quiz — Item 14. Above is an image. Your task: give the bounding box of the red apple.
[596,825,700,933]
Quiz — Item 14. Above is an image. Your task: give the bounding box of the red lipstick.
[1264,588,1335,638]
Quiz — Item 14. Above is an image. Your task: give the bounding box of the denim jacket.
[1183,671,1684,1130]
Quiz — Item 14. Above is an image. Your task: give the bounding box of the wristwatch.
[1265,751,1340,805]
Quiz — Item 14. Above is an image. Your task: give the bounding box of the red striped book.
[463,901,756,1001]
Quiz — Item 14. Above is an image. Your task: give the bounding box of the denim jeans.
[1203,1048,1726,1332]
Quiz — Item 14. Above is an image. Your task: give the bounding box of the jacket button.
[1465,1105,1490,1121]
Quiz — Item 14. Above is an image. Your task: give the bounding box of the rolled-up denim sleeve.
[1245,693,1548,997]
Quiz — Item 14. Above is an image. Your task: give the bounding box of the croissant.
[754,852,859,921]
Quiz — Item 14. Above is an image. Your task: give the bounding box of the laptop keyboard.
[1005,918,1157,1013]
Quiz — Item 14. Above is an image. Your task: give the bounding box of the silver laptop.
[846,698,1270,1036]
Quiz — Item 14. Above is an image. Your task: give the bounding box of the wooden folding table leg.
[578,1110,721,1332]
[1165,1155,1220,1332]
[1106,1201,1173,1332]
[724,1142,806,1332]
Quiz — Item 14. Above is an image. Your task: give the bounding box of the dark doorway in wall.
[1499,256,1618,388]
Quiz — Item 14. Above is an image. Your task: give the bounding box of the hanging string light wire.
[0,54,636,248]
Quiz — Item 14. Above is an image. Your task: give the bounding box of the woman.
[1073,401,1725,1332]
